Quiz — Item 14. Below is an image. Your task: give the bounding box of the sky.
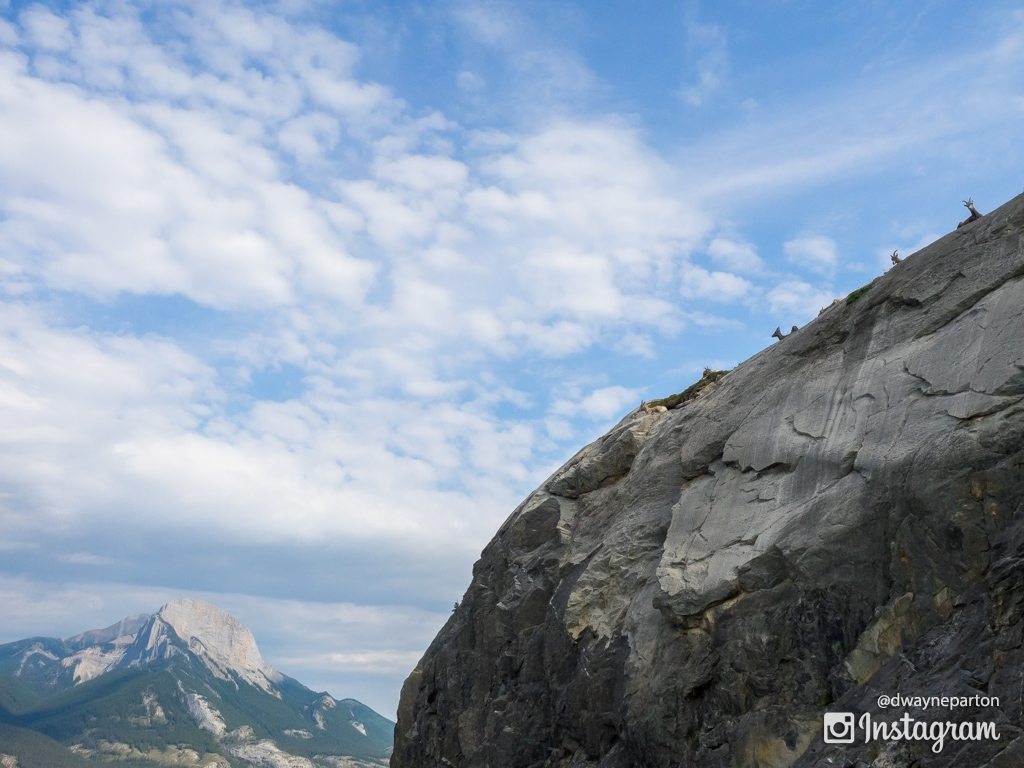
[0,0,1023,719]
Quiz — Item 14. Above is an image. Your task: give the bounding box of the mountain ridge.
[0,599,393,768]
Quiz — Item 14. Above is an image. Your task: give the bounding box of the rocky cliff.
[140,598,284,693]
[393,193,1024,768]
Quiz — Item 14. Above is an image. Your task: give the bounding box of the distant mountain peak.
[0,599,394,767]
[64,614,148,649]
[6,598,283,693]
[153,598,283,693]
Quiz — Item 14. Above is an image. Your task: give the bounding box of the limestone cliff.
[145,598,284,693]
[393,193,1024,767]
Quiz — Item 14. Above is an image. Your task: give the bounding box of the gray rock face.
[144,598,284,693]
[392,193,1024,768]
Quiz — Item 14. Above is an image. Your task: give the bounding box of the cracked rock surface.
[392,194,1024,768]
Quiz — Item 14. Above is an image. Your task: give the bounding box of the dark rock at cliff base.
[393,193,1024,768]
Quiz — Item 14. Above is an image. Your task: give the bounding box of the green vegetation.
[13,665,222,756]
[0,723,100,768]
[0,656,392,765]
[846,277,880,304]
[0,674,45,716]
[647,368,729,410]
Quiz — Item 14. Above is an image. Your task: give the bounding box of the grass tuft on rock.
[846,277,880,304]
[647,368,729,410]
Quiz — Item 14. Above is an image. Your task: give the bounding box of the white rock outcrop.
[153,598,283,694]
[181,691,227,737]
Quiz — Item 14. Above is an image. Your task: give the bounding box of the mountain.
[392,193,1024,767]
[0,598,393,768]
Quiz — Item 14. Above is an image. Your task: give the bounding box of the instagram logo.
[823,712,856,744]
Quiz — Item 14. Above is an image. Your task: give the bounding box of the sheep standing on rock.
[772,325,799,341]
[818,298,842,316]
[958,197,983,228]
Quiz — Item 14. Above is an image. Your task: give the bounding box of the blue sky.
[0,0,1022,718]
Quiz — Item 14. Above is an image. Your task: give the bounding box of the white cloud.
[323,116,710,366]
[784,235,839,275]
[679,26,1024,202]
[0,51,376,309]
[613,331,656,359]
[872,230,943,271]
[766,279,837,320]
[524,247,623,319]
[0,304,215,532]
[20,8,68,50]
[678,16,729,107]
[707,237,764,273]
[277,112,340,163]
[453,2,517,48]
[0,29,14,52]
[0,303,546,556]
[283,650,426,675]
[506,319,593,357]
[552,385,640,422]
[464,119,708,324]
[457,70,485,91]
[680,263,752,302]
[374,154,469,191]
[677,309,743,330]
[451,0,595,109]
[59,553,115,566]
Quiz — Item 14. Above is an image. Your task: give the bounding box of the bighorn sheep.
[772,325,799,341]
[818,298,842,316]
[890,249,901,265]
[957,197,982,228]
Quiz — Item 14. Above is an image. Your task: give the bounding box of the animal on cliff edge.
[772,325,799,341]
[958,197,983,228]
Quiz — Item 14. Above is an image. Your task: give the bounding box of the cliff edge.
[393,193,1024,767]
